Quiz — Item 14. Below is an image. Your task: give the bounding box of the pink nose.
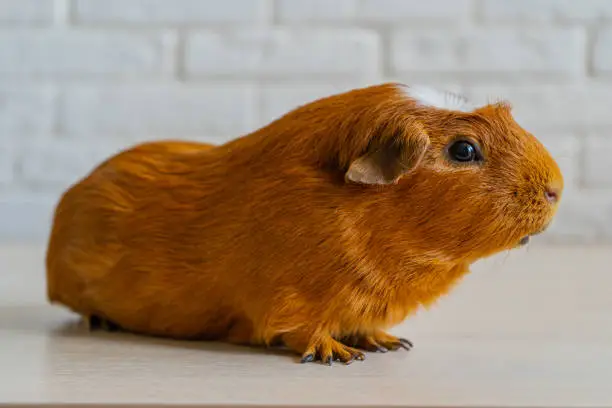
[544,188,559,203]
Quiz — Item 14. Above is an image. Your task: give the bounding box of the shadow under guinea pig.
[48,315,291,359]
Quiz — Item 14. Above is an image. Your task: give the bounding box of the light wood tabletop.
[1,244,611,408]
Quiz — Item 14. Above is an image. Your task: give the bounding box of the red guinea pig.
[46,83,563,365]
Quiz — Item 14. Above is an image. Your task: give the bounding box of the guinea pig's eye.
[447,140,482,163]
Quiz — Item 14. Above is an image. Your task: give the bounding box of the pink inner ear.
[345,150,398,186]
[345,131,429,187]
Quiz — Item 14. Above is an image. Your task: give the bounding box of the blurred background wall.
[0,0,609,243]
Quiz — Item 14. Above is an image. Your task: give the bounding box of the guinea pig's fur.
[46,83,563,365]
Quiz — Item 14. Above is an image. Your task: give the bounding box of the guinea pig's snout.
[544,186,560,204]
[543,180,563,205]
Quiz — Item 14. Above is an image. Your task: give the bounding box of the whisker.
[501,249,511,265]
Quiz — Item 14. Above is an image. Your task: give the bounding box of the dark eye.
[448,140,481,163]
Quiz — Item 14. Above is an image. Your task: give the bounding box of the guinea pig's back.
[45,140,236,336]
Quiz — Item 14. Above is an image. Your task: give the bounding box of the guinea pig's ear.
[345,122,430,185]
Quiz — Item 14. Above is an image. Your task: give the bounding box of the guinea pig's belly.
[81,265,232,339]
[92,294,235,340]
[127,311,235,339]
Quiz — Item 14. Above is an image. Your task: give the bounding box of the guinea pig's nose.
[544,186,560,204]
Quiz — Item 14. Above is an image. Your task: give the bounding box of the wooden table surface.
[1,244,611,408]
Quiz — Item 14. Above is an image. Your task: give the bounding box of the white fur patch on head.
[399,84,477,113]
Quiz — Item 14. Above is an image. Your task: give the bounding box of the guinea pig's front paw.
[347,330,413,353]
[283,331,365,365]
[301,338,366,366]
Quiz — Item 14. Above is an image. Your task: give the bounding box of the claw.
[388,342,401,351]
[291,335,366,366]
[300,354,314,363]
[399,338,413,350]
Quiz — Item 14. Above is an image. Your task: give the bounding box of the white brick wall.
[16,139,126,187]
[584,136,612,189]
[464,85,612,130]
[0,143,14,185]
[0,0,55,24]
[73,0,269,24]
[277,0,473,23]
[59,84,256,137]
[0,86,57,135]
[0,0,609,244]
[481,0,612,22]
[391,28,585,75]
[0,29,176,76]
[185,29,381,79]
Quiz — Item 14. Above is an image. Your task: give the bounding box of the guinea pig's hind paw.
[384,336,413,351]
[352,331,413,352]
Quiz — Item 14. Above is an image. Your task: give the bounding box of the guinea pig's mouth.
[518,236,531,246]
[517,222,551,247]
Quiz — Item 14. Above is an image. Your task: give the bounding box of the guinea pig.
[45,82,563,365]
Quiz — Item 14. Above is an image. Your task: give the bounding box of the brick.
[584,136,612,189]
[60,85,256,138]
[0,193,58,242]
[258,83,358,125]
[0,86,56,137]
[0,30,175,76]
[0,143,13,185]
[0,0,54,24]
[278,0,470,23]
[593,29,612,73]
[17,140,127,188]
[391,28,584,75]
[276,0,356,22]
[74,0,267,24]
[16,136,230,190]
[462,84,612,132]
[544,192,612,243]
[185,29,381,79]
[482,0,612,22]
[534,133,580,191]
[357,0,471,22]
